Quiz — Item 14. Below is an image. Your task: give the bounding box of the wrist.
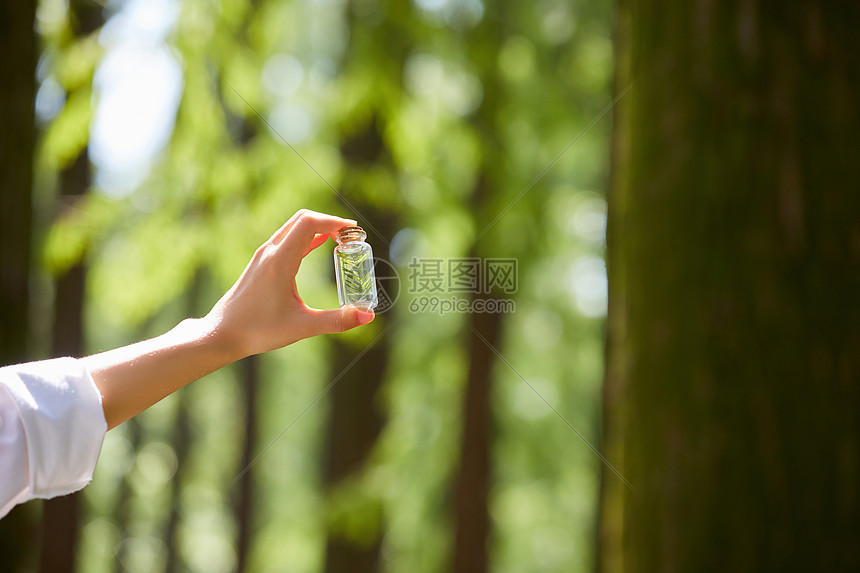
[198,307,254,363]
[175,316,246,366]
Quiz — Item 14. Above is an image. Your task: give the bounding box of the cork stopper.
[336,226,366,244]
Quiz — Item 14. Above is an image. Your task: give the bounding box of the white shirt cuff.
[0,357,107,501]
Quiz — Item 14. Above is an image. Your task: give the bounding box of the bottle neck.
[336,226,366,245]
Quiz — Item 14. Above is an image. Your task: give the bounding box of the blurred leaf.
[41,86,92,170]
[57,34,103,91]
[42,194,119,274]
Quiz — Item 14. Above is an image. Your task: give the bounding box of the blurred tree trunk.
[600,2,860,571]
[451,180,505,573]
[111,418,141,573]
[322,321,392,573]
[164,387,190,572]
[38,3,103,571]
[320,3,405,571]
[0,1,39,570]
[452,301,502,573]
[0,0,35,363]
[323,115,397,572]
[235,354,259,571]
[164,271,204,571]
[224,51,260,569]
[39,151,90,573]
[109,324,152,572]
[451,10,509,572]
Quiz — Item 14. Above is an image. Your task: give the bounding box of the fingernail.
[356,310,375,325]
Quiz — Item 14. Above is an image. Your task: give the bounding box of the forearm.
[82,318,240,430]
[80,210,371,431]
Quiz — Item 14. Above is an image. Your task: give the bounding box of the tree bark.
[111,418,142,573]
[163,387,190,573]
[235,354,259,572]
[451,174,507,573]
[0,0,36,366]
[600,2,860,571]
[451,7,509,569]
[0,1,39,570]
[37,3,103,570]
[228,73,260,573]
[324,115,396,572]
[164,270,204,572]
[452,301,502,573]
[323,323,391,573]
[319,3,406,570]
[39,151,91,573]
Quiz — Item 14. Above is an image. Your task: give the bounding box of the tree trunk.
[38,265,85,573]
[235,354,259,572]
[319,3,406,570]
[111,418,141,573]
[163,387,190,573]
[322,323,391,573]
[451,6,509,568]
[0,0,36,366]
[39,151,91,573]
[451,175,506,573]
[164,270,204,571]
[37,3,103,569]
[222,55,260,571]
[324,114,396,570]
[600,2,860,571]
[452,301,502,573]
[0,1,39,570]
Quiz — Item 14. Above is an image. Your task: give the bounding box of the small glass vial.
[333,226,378,310]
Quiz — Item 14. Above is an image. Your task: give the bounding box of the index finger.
[279,211,357,269]
[270,209,355,246]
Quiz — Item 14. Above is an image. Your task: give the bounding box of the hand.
[206,209,376,359]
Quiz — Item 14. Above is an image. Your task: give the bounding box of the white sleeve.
[0,357,107,519]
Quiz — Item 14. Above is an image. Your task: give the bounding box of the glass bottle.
[333,226,378,310]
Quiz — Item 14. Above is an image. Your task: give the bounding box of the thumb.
[307,306,375,335]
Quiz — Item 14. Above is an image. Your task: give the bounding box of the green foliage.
[56,34,102,90]
[337,247,375,302]
[42,194,118,275]
[41,86,92,170]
